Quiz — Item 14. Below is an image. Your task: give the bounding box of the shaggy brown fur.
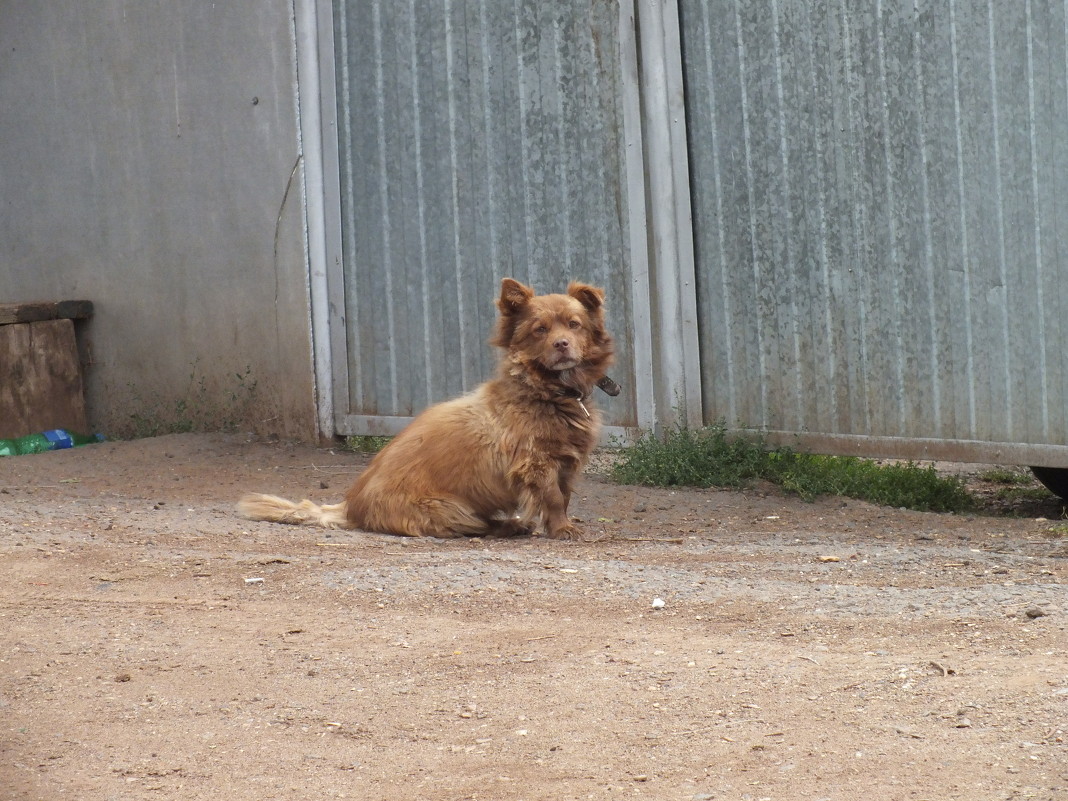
[237,278,615,539]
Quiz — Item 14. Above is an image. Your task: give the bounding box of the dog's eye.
[534,325,549,335]
[568,320,581,330]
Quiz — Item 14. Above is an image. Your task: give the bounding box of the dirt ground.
[1,433,1066,801]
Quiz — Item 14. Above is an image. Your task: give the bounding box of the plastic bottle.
[0,429,105,456]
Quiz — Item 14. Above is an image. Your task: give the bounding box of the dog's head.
[492,278,614,387]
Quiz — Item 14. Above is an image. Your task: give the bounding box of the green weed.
[995,486,1054,503]
[978,468,1032,485]
[610,423,769,489]
[611,422,974,513]
[344,435,391,454]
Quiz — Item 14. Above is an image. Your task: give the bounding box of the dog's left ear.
[568,282,605,312]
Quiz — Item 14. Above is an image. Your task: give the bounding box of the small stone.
[651,598,666,610]
[1024,607,1048,619]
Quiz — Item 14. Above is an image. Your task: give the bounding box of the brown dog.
[237,278,614,539]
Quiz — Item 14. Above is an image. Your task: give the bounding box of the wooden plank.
[0,302,56,325]
[0,319,89,439]
[0,300,94,325]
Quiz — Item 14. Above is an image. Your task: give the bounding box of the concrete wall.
[0,1,318,440]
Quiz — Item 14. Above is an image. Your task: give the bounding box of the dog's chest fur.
[484,376,600,459]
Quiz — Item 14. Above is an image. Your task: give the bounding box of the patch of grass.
[344,435,391,454]
[611,423,770,489]
[995,486,1054,503]
[978,468,1032,485]
[975,468,1055,505]
[768,452,974,512]
[611,423,974,513]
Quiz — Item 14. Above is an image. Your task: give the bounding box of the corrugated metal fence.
[683,0,1068,464]
[328,0,638,432]
[321,0,1068,466]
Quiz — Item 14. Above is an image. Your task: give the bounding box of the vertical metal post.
[295,0,344,440]
[635,0,703,431]
[618,0,656,434]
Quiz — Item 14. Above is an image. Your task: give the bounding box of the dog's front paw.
[544,522,584,541]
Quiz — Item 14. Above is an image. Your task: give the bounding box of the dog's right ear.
[497,278,534,316]
[492,278,535,349]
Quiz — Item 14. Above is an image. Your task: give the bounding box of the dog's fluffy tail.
[236,493,349,529]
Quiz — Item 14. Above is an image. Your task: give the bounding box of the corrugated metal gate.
[325,0,642,434]
[317,0,1068,466]
[681,0,1068,466]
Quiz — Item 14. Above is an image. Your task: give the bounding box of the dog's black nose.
[554,338,570,351]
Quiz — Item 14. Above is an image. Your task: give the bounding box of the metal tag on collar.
[596,375,621,397]
[576,397,591,418]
